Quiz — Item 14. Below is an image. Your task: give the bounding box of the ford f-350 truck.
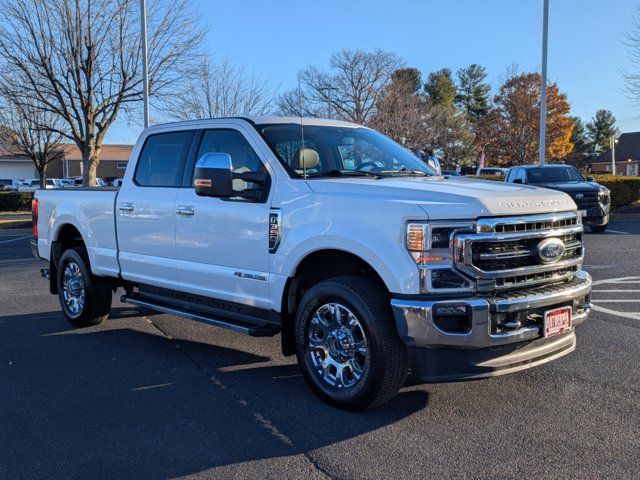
[32,117,592,410]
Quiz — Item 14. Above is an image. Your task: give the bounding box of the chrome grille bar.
[453,212,584,291]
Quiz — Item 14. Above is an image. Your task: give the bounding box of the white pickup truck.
[32,117,592,410]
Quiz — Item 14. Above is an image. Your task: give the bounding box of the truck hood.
[528,181,606,193]
[306,176,576,219]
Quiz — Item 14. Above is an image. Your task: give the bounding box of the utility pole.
[141,0,150,129]
[610,135,617,175]
[539,0,549,165]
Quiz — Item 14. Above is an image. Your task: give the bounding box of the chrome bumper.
[30,238,41,259]
[391,270,591,350]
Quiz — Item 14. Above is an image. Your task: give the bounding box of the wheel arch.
[279,248,390,356]
[48,223,87,294]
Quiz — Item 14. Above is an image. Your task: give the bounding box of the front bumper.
[391,270,592,382]
[582,205,610,226]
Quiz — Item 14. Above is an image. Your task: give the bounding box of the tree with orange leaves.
[478,72,574,165]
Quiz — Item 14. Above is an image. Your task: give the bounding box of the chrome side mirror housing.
[194,153,234,198]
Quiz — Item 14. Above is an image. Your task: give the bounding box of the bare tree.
[0,92,65,188]
[277,82,325,118]
[168,56,276,120]
[624,5,640,105]
[293,48,403,124]
[0,0,203,186]
[370,68,426,151]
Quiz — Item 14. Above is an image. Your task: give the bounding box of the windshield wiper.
[309,169,384,179]
[380,168,429,176]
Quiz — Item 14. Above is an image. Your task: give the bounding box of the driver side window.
[195,129,267,192]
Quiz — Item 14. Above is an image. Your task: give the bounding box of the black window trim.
[181,127,272,204]
[133,130,196,188]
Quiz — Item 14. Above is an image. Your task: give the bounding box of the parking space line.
[592,289,640,293]
[606,229,630,235]
[0,235,31,244]
[590,300,640,303]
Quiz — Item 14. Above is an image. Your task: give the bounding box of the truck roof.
[142,116,360,134]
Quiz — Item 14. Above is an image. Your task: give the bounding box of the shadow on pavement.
[0,309,429,480]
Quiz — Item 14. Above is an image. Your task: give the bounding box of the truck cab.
[32,117,592,410]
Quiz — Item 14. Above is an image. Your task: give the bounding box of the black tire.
[57,247,112,327]
[294,276,409,411]
[590,224,608,233]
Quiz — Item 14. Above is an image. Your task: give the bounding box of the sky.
[106,0,640,144]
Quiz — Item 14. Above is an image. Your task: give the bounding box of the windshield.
[255,124,437,178]
[526,167,584,183]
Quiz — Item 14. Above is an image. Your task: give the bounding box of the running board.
[121,294,279,337]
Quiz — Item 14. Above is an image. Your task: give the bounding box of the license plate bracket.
[544,306,572,338]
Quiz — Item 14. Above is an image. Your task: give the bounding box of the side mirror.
[426,157,442,175]
[513,178,523,184]
[194,153,234,198]
[586,176,594,182]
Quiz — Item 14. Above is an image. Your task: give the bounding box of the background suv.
[504,164,610,232]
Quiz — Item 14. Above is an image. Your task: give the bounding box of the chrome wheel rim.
[62,261,85,316]
[307,303,369,389]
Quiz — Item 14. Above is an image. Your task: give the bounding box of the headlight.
[405,222,473,264]
[598,189,610,205]
[406,223,458,265]
[406,221,475,293]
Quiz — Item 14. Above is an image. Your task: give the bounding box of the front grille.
[495,265,580,289]
[472,233,582,270]
[453,212,584,291]
[570,191,599,209]
[493,215,577,233]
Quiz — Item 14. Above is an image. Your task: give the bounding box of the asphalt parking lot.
[1,224,639,480]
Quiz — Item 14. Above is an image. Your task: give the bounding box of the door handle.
[176,206,195,217]
[118,202,134,213]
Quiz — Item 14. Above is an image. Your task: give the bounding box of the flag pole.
[539,0,549,165]
[141,0,150,129]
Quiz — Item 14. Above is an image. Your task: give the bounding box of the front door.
[174,127,271,309]
[117,130,194,289]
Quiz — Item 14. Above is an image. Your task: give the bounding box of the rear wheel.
[294,276,408,411]
[57,247,112,327]
[590,224,608,233]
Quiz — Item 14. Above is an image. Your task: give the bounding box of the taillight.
[32,198,38,240]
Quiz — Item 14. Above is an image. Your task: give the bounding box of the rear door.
[117,130,194,289]
[174,126,272,309]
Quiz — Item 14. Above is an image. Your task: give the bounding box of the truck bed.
[36,188,120,278]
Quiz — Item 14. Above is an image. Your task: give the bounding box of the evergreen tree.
[455,64,491,121]
[566,117,590,168]
[424,68,456,106]
[586,109,618,154]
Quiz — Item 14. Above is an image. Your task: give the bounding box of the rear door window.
[134,131,194,187]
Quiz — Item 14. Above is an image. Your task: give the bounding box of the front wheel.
[294,276,409,411]
[590,224,608,233]
[57,247,112,327]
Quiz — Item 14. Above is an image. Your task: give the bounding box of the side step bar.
[121,294,279,337]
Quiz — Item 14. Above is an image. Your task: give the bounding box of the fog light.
[434,305,468,315]
[433,305,471,333]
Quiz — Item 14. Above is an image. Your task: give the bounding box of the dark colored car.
[504,165,610,232]
[441,169,461,176]
[0,179,14,191]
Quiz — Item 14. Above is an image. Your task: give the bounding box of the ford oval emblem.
[535,238,566,263]
[575,193,584,200]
